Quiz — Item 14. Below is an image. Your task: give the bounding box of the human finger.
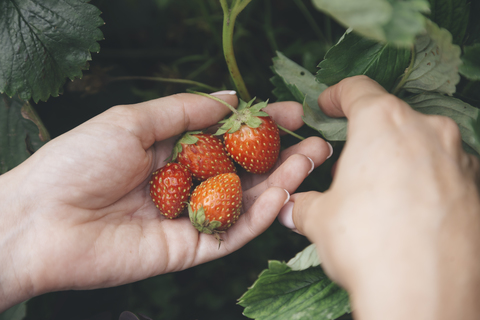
[262,101,305,134]
[290,191,326,243]
[317,76,389,118]
[90,91,238,150]
[242,154,312,210]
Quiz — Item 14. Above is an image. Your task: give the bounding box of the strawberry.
[189,173,242,240]
[216,99,280,174]
[172,131,236,181]
[149,162,193,219]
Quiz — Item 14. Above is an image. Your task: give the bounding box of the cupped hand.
[281,76,480,320]
[0,92,331,310]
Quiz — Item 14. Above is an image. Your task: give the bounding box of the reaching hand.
[0,91,331,311]
[279,76,480,320]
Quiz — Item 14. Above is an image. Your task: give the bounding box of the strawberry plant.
[1,0,480,319]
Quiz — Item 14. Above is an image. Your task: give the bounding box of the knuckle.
[109,104,138,120]
[431,115,461,141]
[358,94,408,123]
[441,116,460,136]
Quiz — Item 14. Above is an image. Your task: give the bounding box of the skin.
[0,92,332,312]
[281,76,480,320]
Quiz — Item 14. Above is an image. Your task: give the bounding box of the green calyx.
[189,203,225,247]
[188,204,223,235]
[214,98,269,135]
[170,130,203,162]
[190,91,269,135]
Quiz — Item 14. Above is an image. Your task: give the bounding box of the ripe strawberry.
[172,131,236,181]
[189,173,242,239]
[149,162,193,219]
[224,116,280,174]
[216,99,280,174]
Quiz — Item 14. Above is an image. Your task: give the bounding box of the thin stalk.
[277,124,305,140]
[109,76,219,92]
[220,0,252,101]
[392,46,416,96]
[191,91,239,114]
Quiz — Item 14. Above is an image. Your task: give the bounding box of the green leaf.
[427,0,469,45]
[403,20,462,96]
[0,94,50,174]
[287,244,321,271]
[404,93,480,156]
[302,98,348,141]
[270,73,297,102]
[0,0,104,102]
[239,261,350,320]
[271,52,348,141]
[0,300,27,320]
[272,52,327,106]
[459,44,480,81]
[317,29,411,92]
[312,0,429,46]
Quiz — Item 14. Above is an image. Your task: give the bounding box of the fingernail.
[210,90,236,96]
[283,189,291,205]
[278,201,295,229]
[326,142,334,159]
[307,156,315,174]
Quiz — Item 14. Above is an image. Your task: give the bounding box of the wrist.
[0,166,37,312]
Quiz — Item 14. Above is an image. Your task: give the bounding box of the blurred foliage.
[27,0,343,319]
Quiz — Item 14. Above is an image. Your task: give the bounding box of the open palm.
[15,93,331,296]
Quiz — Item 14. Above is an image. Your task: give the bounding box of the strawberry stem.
[219,0,253,102]
[277,124,305,141]
[191,91,239,114]
[109,76,219,92]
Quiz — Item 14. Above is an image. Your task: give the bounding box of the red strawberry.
[172,131,236,181]
[224,116,280,174]
[149,162,193,219]
[189,173,242,240]
[216,99,280,174]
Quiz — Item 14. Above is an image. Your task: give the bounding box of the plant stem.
[109,76,220,92]
[277,124,305,140]
[191,91,239,114]
[392,46,416,96]
[220,0,252,101]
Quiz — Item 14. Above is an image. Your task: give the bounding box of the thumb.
[278,191,325,242]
